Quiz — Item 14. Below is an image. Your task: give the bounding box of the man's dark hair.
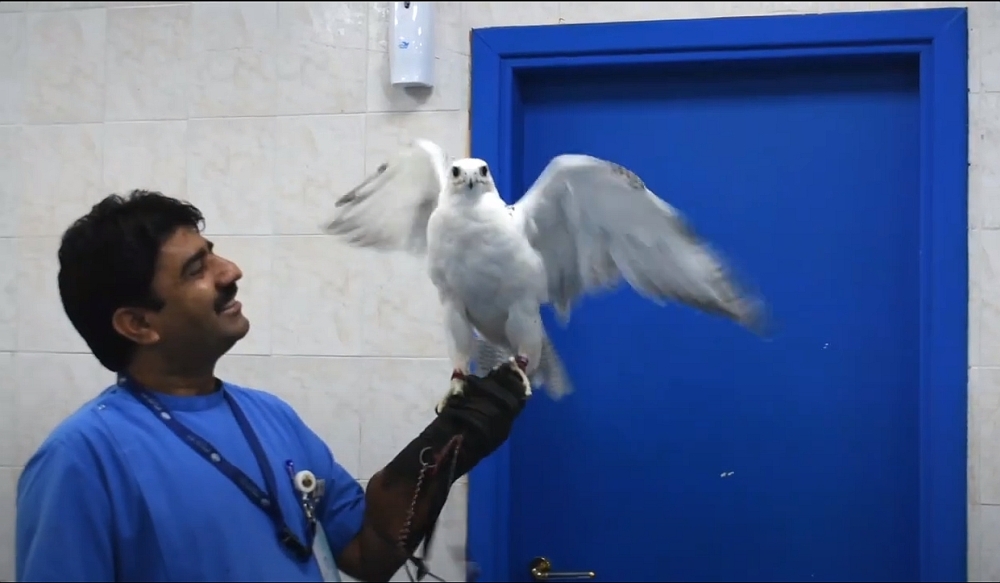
[58,190,205,373]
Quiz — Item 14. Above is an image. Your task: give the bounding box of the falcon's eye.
[479,166,488,177]
[451,166,461,178]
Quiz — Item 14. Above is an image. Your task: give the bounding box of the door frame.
[466,8,969,582]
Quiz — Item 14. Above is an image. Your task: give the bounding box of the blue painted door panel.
[507,54,921,582]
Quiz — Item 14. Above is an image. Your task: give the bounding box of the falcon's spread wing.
[513,154,767,332]
[322,139,448,254]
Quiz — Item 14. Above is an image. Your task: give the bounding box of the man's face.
[144,226,250,360]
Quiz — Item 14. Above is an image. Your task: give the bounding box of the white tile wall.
[0,1,994,582]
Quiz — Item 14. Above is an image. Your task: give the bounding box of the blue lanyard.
[120,376,315,561]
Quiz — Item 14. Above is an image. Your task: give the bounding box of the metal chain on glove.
[398,435,464,583]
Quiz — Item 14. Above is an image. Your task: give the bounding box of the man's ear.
[111,307,160,346]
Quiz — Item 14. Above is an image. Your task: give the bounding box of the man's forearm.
[337,364,528,581]
[337,419,466,581]
[339,468,454,582]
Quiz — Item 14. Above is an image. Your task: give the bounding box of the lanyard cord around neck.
[118,375,315,562]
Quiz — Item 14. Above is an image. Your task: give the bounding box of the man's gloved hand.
[436,360,531,462]
[382,359,531,487]
[371,360,532,561]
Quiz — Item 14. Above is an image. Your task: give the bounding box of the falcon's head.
[448,158,494,196]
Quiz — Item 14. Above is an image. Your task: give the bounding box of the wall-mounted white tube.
[388,1,435,89]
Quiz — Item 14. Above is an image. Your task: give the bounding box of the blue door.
[501,53,922,582]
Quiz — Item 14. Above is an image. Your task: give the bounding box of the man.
[15,190,530,582]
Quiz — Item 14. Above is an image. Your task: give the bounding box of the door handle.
[529,556,596,580]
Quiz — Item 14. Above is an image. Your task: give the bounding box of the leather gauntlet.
[369,361,531,561]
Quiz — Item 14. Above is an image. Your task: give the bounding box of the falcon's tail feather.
[471,334,574,401]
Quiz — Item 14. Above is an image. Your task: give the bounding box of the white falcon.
[322,139,768,412]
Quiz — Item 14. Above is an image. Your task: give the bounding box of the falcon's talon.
[436,374,467,414]
[449,376,466,397]
[509,356,533,399]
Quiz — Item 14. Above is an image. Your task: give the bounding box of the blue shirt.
[15,381,366,582]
